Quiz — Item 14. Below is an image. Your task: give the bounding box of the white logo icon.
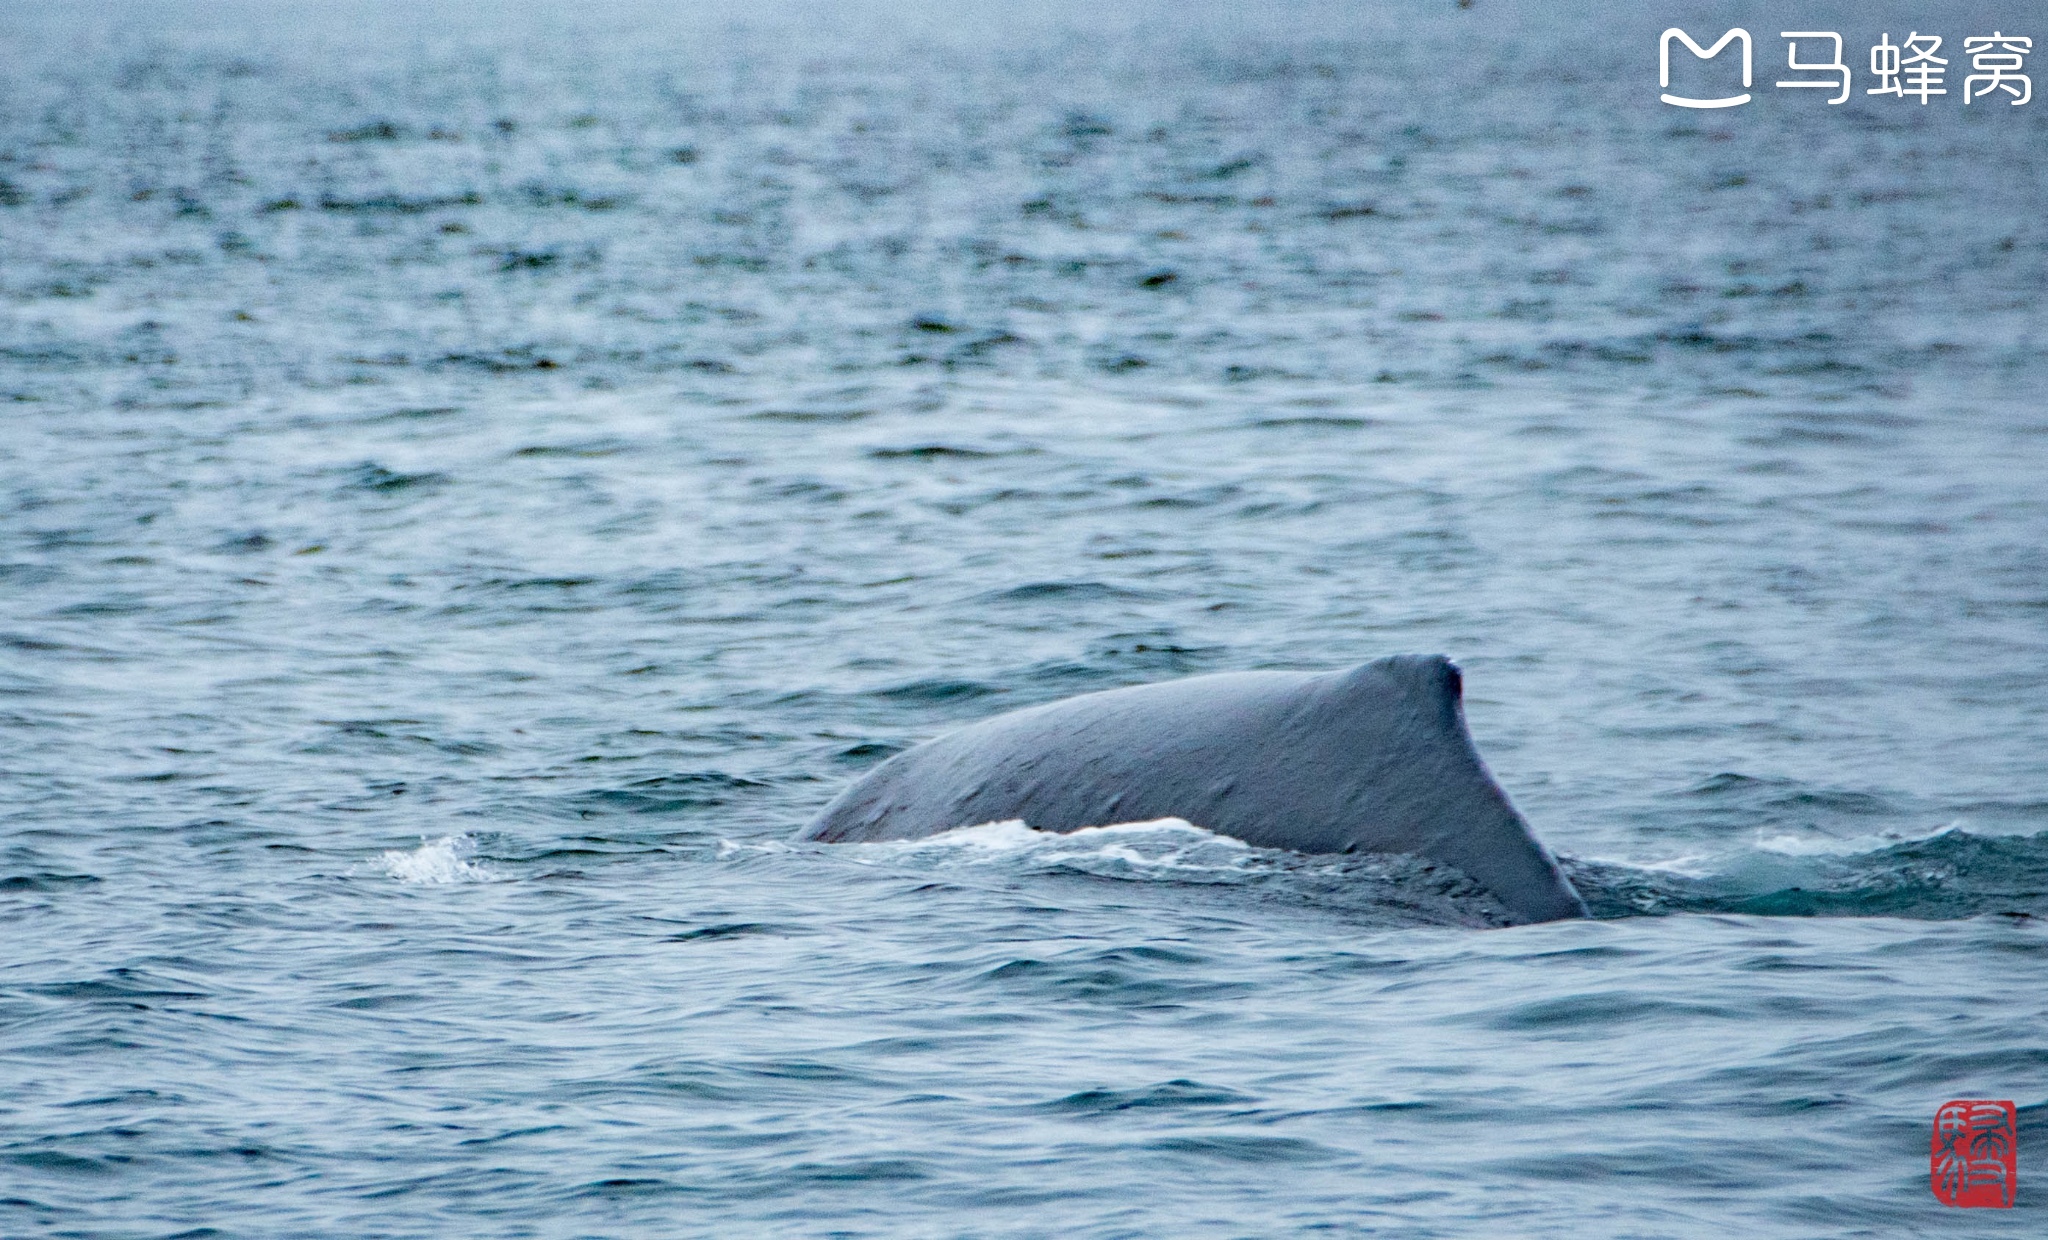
[1661,28,1753,108]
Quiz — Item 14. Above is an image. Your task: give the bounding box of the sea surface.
[3,1,2046,1235]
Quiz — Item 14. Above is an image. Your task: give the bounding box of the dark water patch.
[978,581,1158,604]
[340,463,451,494]
[1765,357,1873,378]
[317,192,482,214]
[970,953,1251,1007]
[30,527,112,552]
[436,349,559,371]
[1778,408,1919,432]
[212,532,273,554]
[872,678,1004,703]
[1521,944,1649,963]
[543,1071,744,1106]
[0,565,61,588]
[2,1151,119,1177]
[866,444,999,460]
[22,970,210,1003]
[495,251,561,273]
[327,120,403,142]
[329,991,429,1011]
[1082,640,1222,676]
[49,598,149,618]
[1763,788,1895,817]
[360,405,460,424]
[300,720,500,759]
[614,569,696,596]
[495,841,682,867]
[1480,1149,1750,1188]
[50,1090,182,1116]
[510,441,627,459]
[1143,191,1232,206]
[782,1157,930,1184]
[735,410,867,432]
[1735,952,1866,974]
[1035,1079,1256,1116]
[1648,329,1769,354]
[664,923,791,942]
[500,576,598,589]
[1744,426,1878,448]
[1143,1135,1343,1164]
[570,772,772,816]
[0,872,101,892]
[740,1059,871,1085]
[456,1124,572,1148]
[519,185,630,211]
[1131,484,1242,510]
[1682,771,1775,797]
[462,576,603,610]
[1248,414,1375,430]
[1476,992,1736,1033]
[573,1176,690,1198]
[832,740,904,765]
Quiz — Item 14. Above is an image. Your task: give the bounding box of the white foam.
[716,838,797,859]
[380,834,494,884]
[860,818,1260,878]
[905,817,1243,852]
[1750,822,1961,857]
[879,817,1245,859]
[1606,852,1716,878]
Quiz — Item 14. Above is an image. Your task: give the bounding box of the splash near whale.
[801,655,1588,925]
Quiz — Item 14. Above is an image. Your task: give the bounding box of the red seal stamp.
[1931,1099,2017,1208]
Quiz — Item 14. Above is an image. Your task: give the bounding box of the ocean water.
[3,0,2046,1235]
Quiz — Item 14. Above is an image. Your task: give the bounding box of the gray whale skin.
[800,654,1588,924]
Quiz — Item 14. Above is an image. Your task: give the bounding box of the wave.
[1566,825,2048,920]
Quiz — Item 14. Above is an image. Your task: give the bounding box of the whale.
[800,654,1588,924]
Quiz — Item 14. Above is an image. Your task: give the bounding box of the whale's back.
[801,655,1587,924]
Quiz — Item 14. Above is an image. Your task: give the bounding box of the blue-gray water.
[3,1,2046,1235]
